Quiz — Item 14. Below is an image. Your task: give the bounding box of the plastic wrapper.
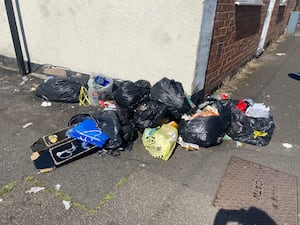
[245,103,270,118]
[150,77,192,120]
[66,118,109,148]
[36,77,83,103]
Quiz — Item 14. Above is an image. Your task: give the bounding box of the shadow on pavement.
[213,207,276,225]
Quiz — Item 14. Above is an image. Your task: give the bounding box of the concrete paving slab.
[0,179,111,225]
[99,169,218,225]
[32,154,141,208]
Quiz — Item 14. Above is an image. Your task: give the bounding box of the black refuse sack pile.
[32,76,275,172]
[36,76,85,103]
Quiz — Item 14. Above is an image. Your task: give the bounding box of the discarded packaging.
[177,136,200,151]
[54,184,61,191]
[276,53,286,56]
[245,103,270,118]
[41,101,52,107]
[67,118,109,148]
[19,76,28,85]
[62,200,71,210]
[282,143,293,149]
[88,74,113,106]
[142,122,178,160]
[31,126,99,173]
[22,122,33,128]
[26,186,45,193]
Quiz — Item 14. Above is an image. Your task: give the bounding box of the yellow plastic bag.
[142,123,178,161]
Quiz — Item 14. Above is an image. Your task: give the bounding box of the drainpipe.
[256,0,276,56]
[192,0,218,97]
[4,0,26,75]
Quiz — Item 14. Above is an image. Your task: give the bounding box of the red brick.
[204,0,297,95]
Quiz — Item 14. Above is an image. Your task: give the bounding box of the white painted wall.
[0,0,206,94]
[0,1,14,58]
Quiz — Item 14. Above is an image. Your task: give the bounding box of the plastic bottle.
[88,74,113,106]
[94,76,109,87]
[88,76,99,106]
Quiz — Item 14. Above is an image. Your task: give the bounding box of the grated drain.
[213,156,297,225]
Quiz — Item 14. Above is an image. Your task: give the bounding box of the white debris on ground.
[276,53,286,56]
[25,186,45,194]
[41,101,52,107]
[282,143,293,149]
[62,200,71,210]
[54,184,61,191]
[22,122,33,128]
[19,76,29,85]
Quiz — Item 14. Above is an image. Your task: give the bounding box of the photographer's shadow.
[213,207,276,225]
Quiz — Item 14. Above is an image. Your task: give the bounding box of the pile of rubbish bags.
[35,76,275,161]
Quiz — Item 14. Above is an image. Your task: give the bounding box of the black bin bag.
[133,101,169,132]
[150,77,192,120]
[94,110,123,150]
[227,105,275,146]
[179,115,224,148]
[114,80,151,111]
[94,110,137,151]
[178,100,231,148]
[36,77,83,103]
[118,112,138,150]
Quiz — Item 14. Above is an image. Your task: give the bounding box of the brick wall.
[266,1,296,45]
[205,0,296,94]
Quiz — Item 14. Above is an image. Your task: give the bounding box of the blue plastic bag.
[67,118,109,148]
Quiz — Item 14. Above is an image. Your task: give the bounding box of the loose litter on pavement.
[0,198,3,203]
[25,186,45,194]
[31,76,276,172]
[22,122,33,128]
[276,53,286,56]
[41,101,52,107]
[236,141,243,148]
[54,184,61,191]
[282,143,293,149]
[62,200,71,210]
[30,86,37,91]
[19,76,28,85]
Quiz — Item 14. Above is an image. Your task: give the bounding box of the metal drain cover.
[213,156,297,225]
